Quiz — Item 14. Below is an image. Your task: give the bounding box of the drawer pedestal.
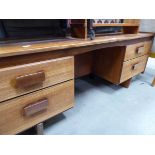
[93,40,153,88]
[0,33,153,134]
[0,56,74,135]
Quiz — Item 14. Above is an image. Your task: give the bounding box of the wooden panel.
[124,42,145,61]
[93,47,126,84]
[93,23,139,27]
[122,19,140,34]
[75,52,93,78]
[120,55,148,83]
[70,19,87,39]
[123,19,140,25]
[0,36,152,70]
[122,26,139,34]
[0,56,74,102]
[145,40,153,53]
[124,41,153,61]
[120,78,132,88]
[0,80,74,135]
[0,33,153,58]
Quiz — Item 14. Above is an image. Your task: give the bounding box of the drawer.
[0,80,74,135]
[0,56,74,102]
[120,55,148,83]
[124,41,151,61]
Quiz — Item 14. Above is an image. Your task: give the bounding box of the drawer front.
[0,80,74,135]
[0,56,74,102]
[120,55,148,83]
[124,41,152,61]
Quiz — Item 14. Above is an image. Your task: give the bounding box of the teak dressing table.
[0,20,154,134]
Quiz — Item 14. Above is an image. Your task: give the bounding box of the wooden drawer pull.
[24,98,48,117]
[135,45,144,54]
[132,63,139,70]
[15,71,45,88]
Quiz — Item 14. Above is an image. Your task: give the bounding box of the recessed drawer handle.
[132,63,139,70]
[24,98,48,117]
[135,45,144,54]
[15,71,45,88]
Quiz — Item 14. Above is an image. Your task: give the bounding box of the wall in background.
[140,19,155,52]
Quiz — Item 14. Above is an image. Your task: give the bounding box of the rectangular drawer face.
[124,41,152,61]
[0,80,74,135]
[120,55,148,83]
[0,56,74,102]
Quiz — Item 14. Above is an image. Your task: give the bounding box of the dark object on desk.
[87,19,95,40]
[94,26,122,34]
[0,19,68,43]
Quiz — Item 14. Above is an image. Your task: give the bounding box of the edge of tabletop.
[0,33,154,58]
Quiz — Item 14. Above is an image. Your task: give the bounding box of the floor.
[23,58,155,135]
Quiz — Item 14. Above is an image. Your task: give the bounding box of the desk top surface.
[0,33,154,58]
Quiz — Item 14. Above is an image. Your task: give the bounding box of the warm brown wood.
[124,41,152,61]
[93,20,140,27]
[120,78,132,88]
[93,46,126,84]
[71,19,140,37]
[93,42,151,86]
[0,80,74,135]
[93,23,139,27]
[0,56,74,102]
[93,20,140,35]
[24,98,48,117]
[0,32,154,135]
[70,19,87,39]
[132,63,139,70]
[120,55,148,83]
[16,71,45,89]
[145,40,153,53]
[135,45,145,54]
[122,26,139,34]
[75,52,93,78]
[0,33,153,58]
[0,35,153,71]
[123,19,140,25]
[123,20,140,34]
[35,122,44,135]
[152,77,155,87]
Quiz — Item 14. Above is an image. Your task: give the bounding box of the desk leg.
[152,77,155,87]
[120,78,132,88]
[35,122,44,135]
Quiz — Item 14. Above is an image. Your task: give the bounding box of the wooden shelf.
[93,23,139,27]
[70,19,141,38]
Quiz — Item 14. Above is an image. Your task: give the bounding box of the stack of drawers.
[93,40,152,87]
[120,41,152,83]
[0,56,74,134]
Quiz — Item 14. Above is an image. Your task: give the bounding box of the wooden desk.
[0,33,154,134]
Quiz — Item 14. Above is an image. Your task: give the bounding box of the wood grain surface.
[120,55,148,83]
[0,80,74,135]
[0,33,153,58]
[0,56,74,102]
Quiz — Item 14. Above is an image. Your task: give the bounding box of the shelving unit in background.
[70,19,88,39]
[70,19,141,39]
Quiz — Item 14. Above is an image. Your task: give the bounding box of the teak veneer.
[0,80,74,135]
[0,33,153,58]
[0,32,154,134]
